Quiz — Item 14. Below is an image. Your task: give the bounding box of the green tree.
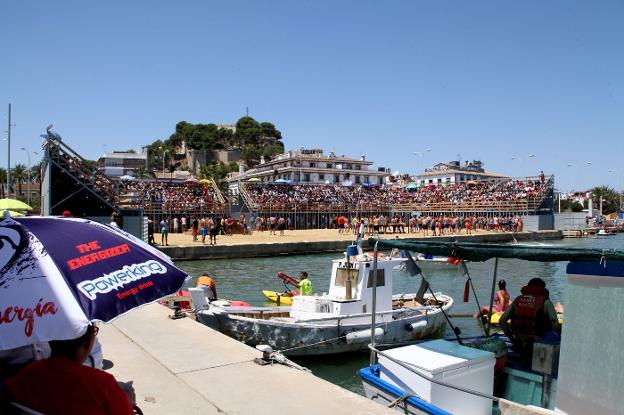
[0,168,6,198]
[590,186,620,215]
[135,165,148,179]
[199,161,238,183]
[571,201,584,212]
[30,161,42,183]
[12,164,27,198]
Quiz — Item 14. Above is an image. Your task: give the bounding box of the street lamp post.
[19,147,38,206]
[511,154,535,179]
[413,148,431,186]
[159,146,167,174]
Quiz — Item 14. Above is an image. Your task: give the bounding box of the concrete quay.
[157,229,563,260]
[100,302,394,415]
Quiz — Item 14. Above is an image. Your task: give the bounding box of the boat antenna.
[419,270,464,345]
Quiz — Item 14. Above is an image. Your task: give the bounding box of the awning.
[369,238,624,262]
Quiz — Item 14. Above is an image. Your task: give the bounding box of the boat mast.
[369,241,379,367]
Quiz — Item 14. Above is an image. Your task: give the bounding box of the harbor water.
[175,235,623,395]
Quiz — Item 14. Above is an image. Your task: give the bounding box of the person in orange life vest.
[197,273,218,302]
[499,278,560,352]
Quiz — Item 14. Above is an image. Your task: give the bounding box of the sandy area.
[157,227,494,247]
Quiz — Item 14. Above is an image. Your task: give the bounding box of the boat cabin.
[290,254,405,320]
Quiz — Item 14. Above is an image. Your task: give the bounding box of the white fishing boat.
[359,239,624,415]
[190,247,453,356]
[596,228,616,237]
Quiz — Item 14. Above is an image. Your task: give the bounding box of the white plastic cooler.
[379,339,495,415]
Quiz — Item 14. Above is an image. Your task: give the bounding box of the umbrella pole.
[485,257,499,336]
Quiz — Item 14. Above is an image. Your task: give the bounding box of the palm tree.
[135,165,147,179]
[590,186,620,215]
[12,164,27,199]
[30,161,43,184]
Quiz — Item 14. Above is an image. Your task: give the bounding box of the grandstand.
[40,129,227,236]
[39,127,554,233]
[238,176,554,230]
[41,131,119,217]
[117,180,226,217]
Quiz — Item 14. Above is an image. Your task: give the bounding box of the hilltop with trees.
[145,116,284,182]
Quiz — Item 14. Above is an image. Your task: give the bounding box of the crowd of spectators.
[49,141,118,205]
[242,177,553,211]
[119,181,225,212]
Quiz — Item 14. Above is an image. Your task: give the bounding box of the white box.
[379,339,495,415]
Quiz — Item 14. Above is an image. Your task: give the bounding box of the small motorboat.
[597,229,616,237]
[393,252,461,271]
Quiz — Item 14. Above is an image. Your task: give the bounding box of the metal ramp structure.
[40,129,119,217]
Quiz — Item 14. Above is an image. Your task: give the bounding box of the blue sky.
[2,1,622,192]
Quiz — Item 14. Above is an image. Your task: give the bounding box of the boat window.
[367,269,385,287]
[335,268,358,287]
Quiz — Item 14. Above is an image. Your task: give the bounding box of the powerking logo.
[77,260,167,300]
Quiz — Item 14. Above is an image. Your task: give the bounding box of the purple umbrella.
[0,213,188,350]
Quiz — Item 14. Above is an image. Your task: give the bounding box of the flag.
[402,250,422,276]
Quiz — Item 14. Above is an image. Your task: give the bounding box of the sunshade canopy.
[0,198,32,211]
[370,238,624,263]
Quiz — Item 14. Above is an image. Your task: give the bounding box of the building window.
[310,162,316,168]
[334,175,340,183]
[355,176,361,184]
[304,174,310,182]
[327,163,333,169]
[364,176,370,184]
[346,164,352,170]
[355,165,361,170]
[319,174,325,180]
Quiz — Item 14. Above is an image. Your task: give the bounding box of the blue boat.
[359,239,624,415]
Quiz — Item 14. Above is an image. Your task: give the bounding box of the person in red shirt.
[5,324,133,415]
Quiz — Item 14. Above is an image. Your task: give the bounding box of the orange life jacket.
[511,285,551,338]
[197,276,218,299]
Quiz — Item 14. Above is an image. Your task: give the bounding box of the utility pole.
[6,103,12,196]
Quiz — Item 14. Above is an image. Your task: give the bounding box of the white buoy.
[345,327,384,344]
[405,320,427,332]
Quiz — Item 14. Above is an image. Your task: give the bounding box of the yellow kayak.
[262,290,296,305]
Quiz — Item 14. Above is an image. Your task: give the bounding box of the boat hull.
[197,298,452,356]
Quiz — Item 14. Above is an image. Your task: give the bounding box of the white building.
[227,148,389,187]
[98,149,148,177]
[414,160,508,186]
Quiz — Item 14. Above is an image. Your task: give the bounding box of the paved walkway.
[100,303,394,415]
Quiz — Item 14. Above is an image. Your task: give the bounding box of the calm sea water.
[175,234,623,395]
